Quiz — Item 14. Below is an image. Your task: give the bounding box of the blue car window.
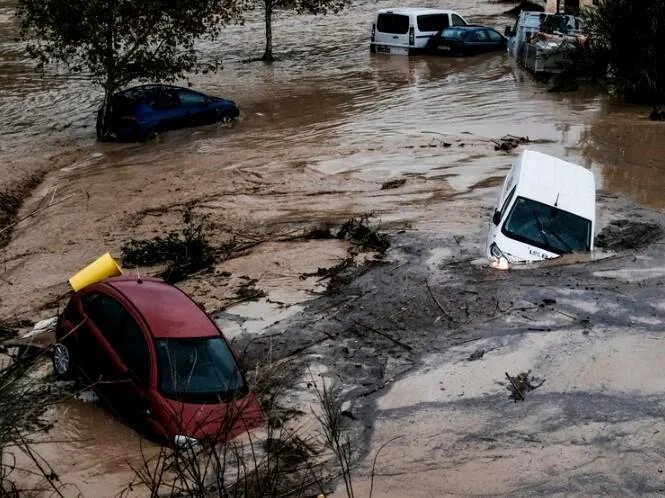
[487,29,504,41]
[148,89,180,110]
[177,90,208,107]
[471,30,489,41]
[441,27,466,40]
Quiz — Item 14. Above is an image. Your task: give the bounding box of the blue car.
[425,25,507,57]
[97,84,240,141]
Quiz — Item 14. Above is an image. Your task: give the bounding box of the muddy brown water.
[2,0,665,495]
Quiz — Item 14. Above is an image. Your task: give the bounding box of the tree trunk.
[262,0,274,62]
[97,86,114,141]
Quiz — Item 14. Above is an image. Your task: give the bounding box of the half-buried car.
[96,84,240,141]
[53,275,262,447]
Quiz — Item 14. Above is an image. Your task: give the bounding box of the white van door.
[373,12,411,54]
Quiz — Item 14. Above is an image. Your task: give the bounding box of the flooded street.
[2,0,665,495]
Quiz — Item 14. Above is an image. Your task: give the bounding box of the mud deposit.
[2,0,665,494]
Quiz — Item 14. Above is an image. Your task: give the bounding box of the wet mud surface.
[2,0,665,494]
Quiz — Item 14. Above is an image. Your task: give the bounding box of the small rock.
[467,349,485,361]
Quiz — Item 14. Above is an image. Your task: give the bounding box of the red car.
[52,276,262,447]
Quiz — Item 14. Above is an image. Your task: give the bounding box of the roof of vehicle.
[514,149,595,221]
[376,7,461,16]
[443,24,490,30]
[103,276,221,339]
[117,84,204,99]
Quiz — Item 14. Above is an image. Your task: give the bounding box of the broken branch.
[426,279,452,320]
[505,372,525,401]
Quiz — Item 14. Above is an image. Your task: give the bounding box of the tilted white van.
[370,8,468,56]
[487,149,596,265]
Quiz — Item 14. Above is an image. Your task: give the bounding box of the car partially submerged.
[487,149,595,265]
[53,276,262,447]
[97,84,240,142]
[425,25,507,56]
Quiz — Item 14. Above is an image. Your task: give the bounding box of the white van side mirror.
[504,26,513,37]
[492,210,501,225]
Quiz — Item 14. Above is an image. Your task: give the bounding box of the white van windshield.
[502,197,591,254]
[417,14,449,32]
[377,13,409,34]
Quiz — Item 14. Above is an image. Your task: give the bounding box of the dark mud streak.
[232,194,665,488]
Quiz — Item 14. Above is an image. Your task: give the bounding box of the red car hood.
[154,393,263,444]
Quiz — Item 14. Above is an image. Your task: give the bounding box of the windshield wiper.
[542,223,574,253]
[533,210,574,254]
[532,211,550,247]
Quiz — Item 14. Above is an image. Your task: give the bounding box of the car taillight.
[371,23,375,42]
[409,27,415,46]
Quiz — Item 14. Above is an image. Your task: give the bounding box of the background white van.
[370,8,468,56]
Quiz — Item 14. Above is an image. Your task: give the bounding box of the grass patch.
[121,207,215,283]
[0,174,44,249]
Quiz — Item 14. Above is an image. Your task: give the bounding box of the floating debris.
[381,178,407,190]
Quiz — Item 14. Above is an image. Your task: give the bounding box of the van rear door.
[374,12,410,52]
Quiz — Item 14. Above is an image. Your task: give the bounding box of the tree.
[16,0,243,139]
[258,0,349,61]
[582,0,665,105]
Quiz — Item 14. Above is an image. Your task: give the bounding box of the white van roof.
[376,7,457,16]
[515,149,595,221]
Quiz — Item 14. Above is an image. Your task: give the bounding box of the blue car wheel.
[217,108,237,123]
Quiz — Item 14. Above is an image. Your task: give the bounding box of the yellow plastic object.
[68,252,123,291]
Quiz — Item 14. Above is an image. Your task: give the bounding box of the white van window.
[502,197,592,254]
[417,14,449,32]
[377,13,410,34]
[451,14,466,26]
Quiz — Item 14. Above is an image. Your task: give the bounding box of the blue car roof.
[444,25,488,31]
[117,84,203,99]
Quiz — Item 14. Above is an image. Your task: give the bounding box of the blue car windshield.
[502,197,592,255]
[155,337,246,402]
[441,28,468,39]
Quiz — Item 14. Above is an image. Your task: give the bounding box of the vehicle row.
[369,8,507,56]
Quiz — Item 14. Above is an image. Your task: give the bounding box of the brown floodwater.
[1,0,665,494]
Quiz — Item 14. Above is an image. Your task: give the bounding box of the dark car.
[426,25,507,56]
[96,84,240,141]
[52,276,262,447]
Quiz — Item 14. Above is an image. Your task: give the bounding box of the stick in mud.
[505,372,525,401]
[426,279,452,320]
[352,320,413,351]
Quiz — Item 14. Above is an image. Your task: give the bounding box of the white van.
[486,150,595,265]
[370,8,468,56]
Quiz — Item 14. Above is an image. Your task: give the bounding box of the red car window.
[82,293,151,387]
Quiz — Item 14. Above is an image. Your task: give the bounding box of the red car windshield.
[155,337,246,403]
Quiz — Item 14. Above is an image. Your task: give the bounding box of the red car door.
[78,292,150,425]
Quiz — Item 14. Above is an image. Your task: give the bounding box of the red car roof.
[103,276,220,339]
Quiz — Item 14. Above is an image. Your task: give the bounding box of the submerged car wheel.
[52,342,76,380]
[218,109,237,123]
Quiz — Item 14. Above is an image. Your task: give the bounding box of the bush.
[121,207,215,283]
[582,0,665,104]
